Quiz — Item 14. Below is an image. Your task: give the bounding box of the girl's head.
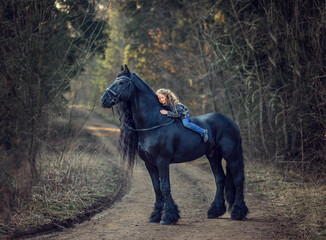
[156,88,179,106]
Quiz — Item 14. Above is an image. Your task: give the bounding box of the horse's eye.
[119,81,124,85]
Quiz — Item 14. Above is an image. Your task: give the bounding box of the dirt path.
[21,109,294,240]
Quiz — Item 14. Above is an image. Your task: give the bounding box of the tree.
[119,0,326,170]
[0,0,108,223]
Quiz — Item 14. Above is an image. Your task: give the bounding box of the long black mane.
[117,100,138,170]
[117,73,163,170]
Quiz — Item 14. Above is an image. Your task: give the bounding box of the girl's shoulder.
[175,103,188,111]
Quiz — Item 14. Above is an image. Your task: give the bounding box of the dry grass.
[0,120,124,237]
[245,160,326,240]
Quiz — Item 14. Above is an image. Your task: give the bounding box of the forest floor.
[4,108,325,240]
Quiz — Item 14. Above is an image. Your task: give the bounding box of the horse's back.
[191,112,240,135]
[191,112,242,158]
[139,112,242,164]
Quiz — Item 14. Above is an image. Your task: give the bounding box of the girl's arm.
[161,104,189,118]
[166,107,182,118]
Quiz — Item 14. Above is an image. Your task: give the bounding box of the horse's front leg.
[145,162,164,223]
[157,159,180,225]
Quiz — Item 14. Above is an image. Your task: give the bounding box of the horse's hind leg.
[206,153,227,219]
[225,165,236,211]
[225,149,248,220]
[145,162,164,223]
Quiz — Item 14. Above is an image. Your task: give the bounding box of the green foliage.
[76,1,128,108]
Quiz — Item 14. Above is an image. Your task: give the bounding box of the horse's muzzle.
[101,91,114,108]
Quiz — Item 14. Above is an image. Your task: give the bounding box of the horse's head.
[101,65,134,108]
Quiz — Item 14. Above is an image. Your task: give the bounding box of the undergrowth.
[245,160,326,240]
[0,112,123,238]
[191,156,326,240]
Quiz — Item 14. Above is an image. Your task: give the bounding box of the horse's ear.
[124,64,131,76]
[121,65,124,71]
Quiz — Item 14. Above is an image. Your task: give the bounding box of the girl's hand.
[160,110,168,115]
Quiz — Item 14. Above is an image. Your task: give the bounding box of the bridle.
[106,75,132,105]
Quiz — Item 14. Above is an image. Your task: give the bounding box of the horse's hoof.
[160,219,171,225]
[230,204,248,220]
[207,212,219,219]
[207,204,226,219]
[149,216,161,223]
[161,219,177,225]
[161,203,180,224]
[149,208,162,223]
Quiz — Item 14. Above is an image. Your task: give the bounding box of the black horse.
[101,65,248,225]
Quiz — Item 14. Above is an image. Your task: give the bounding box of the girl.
[156,88,208,142]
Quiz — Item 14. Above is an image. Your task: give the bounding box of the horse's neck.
[130,85,164,129]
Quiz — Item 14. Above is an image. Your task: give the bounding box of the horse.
[101,65,248,225]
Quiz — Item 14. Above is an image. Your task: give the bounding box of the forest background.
[1,0,325,237]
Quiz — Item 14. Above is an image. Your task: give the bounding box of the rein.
[122,119,175,132]
[115,105,175,132]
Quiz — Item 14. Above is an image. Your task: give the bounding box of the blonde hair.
[156,88,180,106]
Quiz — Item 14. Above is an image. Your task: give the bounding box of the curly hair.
[156,88,180,106]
